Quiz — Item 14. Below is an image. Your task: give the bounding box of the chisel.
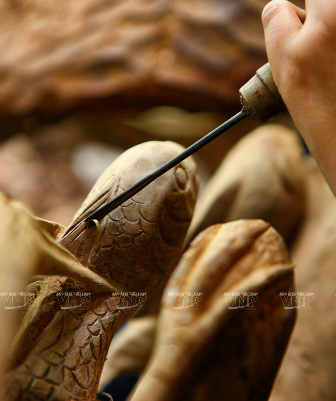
[85,62,286,228]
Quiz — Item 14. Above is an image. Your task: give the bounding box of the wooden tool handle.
[239,62,287,123]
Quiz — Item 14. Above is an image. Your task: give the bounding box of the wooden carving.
[0,192,116,397]
[186,124,307,245]
[270,159,336,400]
[131,220,295,401]
[100,124,307,390]
[4,140,198,400]
[130,220,295,401]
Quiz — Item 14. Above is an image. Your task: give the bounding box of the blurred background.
[0,0,304,227]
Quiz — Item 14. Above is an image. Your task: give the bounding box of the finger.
[291,2,306,23]
[262,1,305,61]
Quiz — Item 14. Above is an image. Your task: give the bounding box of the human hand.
[262,0,336,195]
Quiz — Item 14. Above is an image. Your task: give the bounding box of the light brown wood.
[130,220,295,401]
[0,194,114,399]
[104,124,307,390]
[186,124,307,246]
[4,141,198,400]
[270,159,336,401]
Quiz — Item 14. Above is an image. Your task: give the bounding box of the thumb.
[262,1,305,63]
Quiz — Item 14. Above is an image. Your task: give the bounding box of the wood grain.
[4,141,198,400]
[131,220,295,401]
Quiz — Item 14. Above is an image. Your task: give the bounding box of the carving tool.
[85,62,286,227]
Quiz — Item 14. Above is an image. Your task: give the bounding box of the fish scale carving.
[12,280,126,401]
[5,141,198,400]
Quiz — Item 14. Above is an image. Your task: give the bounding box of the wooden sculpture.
[0,192,118,397]
[186,124,307,246]
[130,220,295,401]
[4,141,198,400]
[99,124,307,390]
[270,159,336,400]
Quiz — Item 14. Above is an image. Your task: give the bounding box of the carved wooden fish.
[5,141,198,401]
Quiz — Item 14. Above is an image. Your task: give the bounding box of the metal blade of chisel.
[84,110,246,228]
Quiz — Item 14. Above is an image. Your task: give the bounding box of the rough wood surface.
[270,159,336,401]
[0,0,304,114]
[4,141,198,401]
[186,124,307,246]
[130,220,295,401]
